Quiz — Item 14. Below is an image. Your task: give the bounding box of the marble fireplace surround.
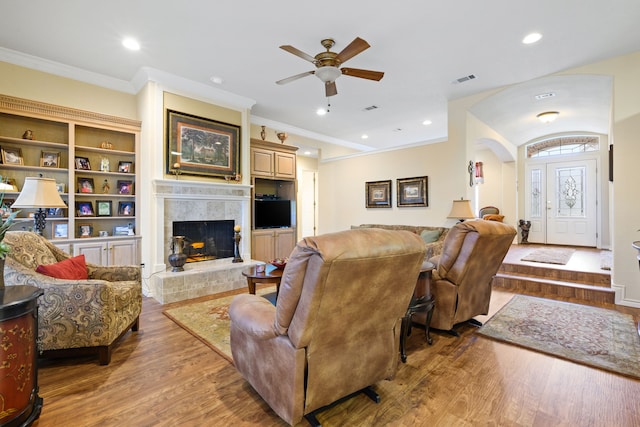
[150,179,255,303]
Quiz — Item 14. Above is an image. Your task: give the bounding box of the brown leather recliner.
[229,228,426,426]
[416,220,516,333]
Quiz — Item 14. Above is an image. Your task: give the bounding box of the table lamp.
[12,177,67,235]
[447,199,475,223]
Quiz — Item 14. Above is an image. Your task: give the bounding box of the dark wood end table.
[242,265,283,302]
[400,260,436,363]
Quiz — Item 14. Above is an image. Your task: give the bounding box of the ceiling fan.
[276,37,384,97]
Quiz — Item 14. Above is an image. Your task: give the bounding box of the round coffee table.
[242,265,283,296]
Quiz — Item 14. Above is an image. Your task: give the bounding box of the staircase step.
[499,262,610,288]
[493,273,615,305]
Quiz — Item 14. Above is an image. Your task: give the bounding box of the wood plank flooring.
[33,287,640,427]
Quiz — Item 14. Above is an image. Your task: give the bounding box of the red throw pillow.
[36,255,88,280]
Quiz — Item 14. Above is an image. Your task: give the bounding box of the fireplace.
[173,220,234,262]
[150,179,254,304]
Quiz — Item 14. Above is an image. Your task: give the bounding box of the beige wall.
[0,62,137,119]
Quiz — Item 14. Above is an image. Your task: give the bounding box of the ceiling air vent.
[535,92,556,100]
[363,105,379,111]
[452,74,476,84]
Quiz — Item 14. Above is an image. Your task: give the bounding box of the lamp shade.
[447,199,475,220]
[315,66,341,83]
[12,177,67,208]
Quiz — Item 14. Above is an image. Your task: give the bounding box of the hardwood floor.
[33,279,640,426]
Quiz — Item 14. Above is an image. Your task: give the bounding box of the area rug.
[163,287,275,363]
[521,247,575,265]
[477,295,640,379]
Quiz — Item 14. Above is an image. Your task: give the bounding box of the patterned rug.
[163,287,275,363]
[521,248,575,265]
[478,295,640,378]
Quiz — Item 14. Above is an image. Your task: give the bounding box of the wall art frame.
[397,176,428,207]
[365,180,392,208]
[166,109,241,179]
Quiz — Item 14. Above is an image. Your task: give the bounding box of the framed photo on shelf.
[96,200,112,217]
[118,201,134,216]
[51,221,68,239]
[166,109,240,179]
[113,225,131,236]
[117,180,133,195]
[118,161,133,173]
[365,180,392,208]
[76,201,94,216]
[40,151,60,167]
[78,223,93,238]
[77,177,95,193]
[55,182,65,193]
[46,207,66,217]
[1,147,23,165]
[75,156,91,170]
[397,176,428,207]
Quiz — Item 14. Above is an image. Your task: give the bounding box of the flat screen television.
[254,199,292,229]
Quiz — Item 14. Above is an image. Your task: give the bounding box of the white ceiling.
[1,0,638,155]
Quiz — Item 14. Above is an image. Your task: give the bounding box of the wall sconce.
[447,198,476,223]
[536,111,559,123]
[475,161,484,184]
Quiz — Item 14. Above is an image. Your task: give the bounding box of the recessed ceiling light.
[316,108,327,116]
[210,76,223,85]
[522,33,542,44]
[304,151,311,155]
[122,37,140,51]
[536,111,559,123]
[361,134,369,139]
[422,119,432,126]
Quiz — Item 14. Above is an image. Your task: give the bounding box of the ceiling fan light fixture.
[315,66,341,83]
[537,111,559,123]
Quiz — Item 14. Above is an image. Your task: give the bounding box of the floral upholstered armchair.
[3,231,141,365]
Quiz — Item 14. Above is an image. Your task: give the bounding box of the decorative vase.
[168,236,187,272]
[260,126,266,141]
[276,132,288,144]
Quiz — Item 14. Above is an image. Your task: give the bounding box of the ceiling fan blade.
[279,45,316,63]
[276,71,315,85]
[341,68,385,81]
[325,81,338,97]
[335,37,370,64]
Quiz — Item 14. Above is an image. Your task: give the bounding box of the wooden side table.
[0,285,44,426]
[242,265,284,303]
[400,260,436,363]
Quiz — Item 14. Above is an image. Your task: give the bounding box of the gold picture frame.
[365,180,392,208]
[397,176,428,207]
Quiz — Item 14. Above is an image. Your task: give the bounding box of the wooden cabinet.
[0,95,141,265]
[73,237,140,266]
[250,139,297,179]
[251,228,296,262]
[250,138,298,261]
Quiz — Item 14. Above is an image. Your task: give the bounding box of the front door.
[525,159,597,246]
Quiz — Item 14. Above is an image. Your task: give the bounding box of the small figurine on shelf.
[102,179,110,194]
[22,129,34,140]
[100,156,110,172]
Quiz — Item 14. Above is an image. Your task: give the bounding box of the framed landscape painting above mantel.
[166,109,240,179]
